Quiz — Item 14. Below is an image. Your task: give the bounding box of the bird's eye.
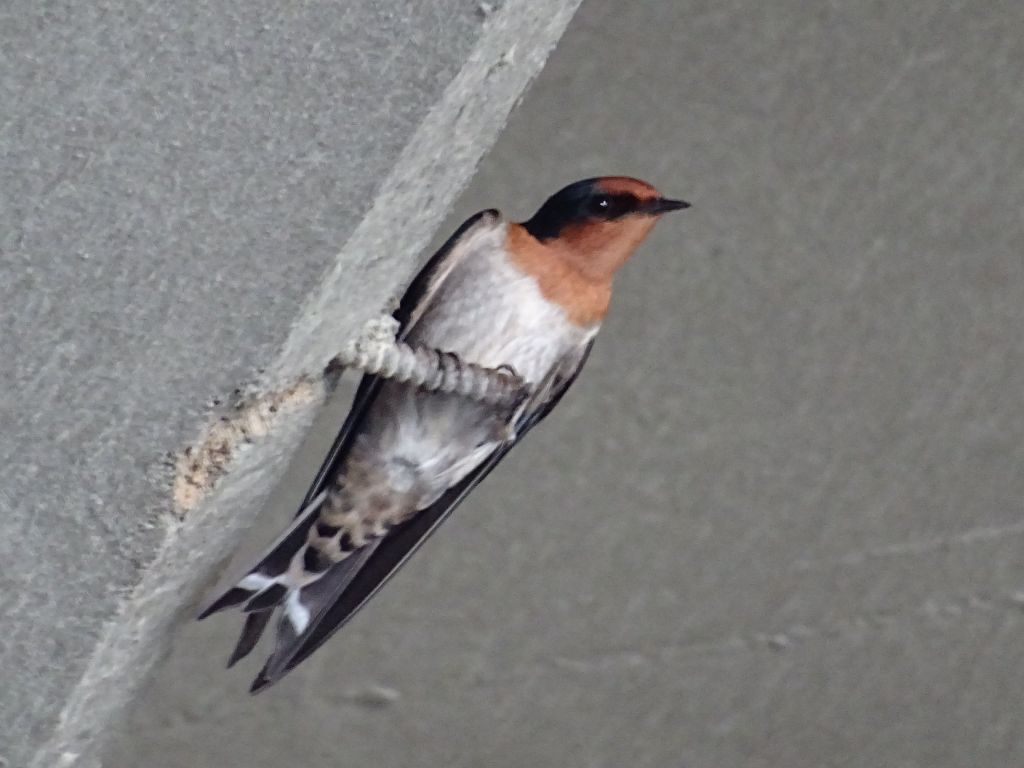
[590,196,613,215]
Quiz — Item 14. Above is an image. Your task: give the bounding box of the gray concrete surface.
[100,0,1024,766]
[0,1,583,765]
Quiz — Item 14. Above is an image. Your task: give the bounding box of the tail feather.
[197,487,381,672]
[227,611,273,668]
[251,542,381,691]
[242,584,288,613]
[198,587,255,619]
[197,491,329,622]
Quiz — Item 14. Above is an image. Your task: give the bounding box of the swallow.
[199,176,689,692]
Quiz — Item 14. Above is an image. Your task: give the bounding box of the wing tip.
[249,666,275,694]
[249,646,293,694]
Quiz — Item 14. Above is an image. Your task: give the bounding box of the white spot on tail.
[239,573,275,591]
[285,588,311,634]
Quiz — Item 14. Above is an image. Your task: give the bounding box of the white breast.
[356,217,595,508]
[408,220,589,383]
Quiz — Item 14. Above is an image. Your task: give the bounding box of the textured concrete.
[106,1,1024,767]
[0,1,583,766]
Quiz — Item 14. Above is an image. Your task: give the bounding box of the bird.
[198,176,690,692]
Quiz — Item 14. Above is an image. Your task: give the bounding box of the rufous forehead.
[595,176,660,200]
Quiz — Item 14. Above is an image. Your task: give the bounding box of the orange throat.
[505,223,613,328]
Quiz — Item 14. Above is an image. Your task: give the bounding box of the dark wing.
[249,340,596,692]
[197,211,497,620]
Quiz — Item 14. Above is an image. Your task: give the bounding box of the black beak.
[646,197,691,215]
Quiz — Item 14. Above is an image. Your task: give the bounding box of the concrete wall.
[11,0,1024,766]
[107,1,1024,766]
[0,1,583,765]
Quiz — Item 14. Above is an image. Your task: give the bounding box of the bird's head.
[522,176,689,279]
